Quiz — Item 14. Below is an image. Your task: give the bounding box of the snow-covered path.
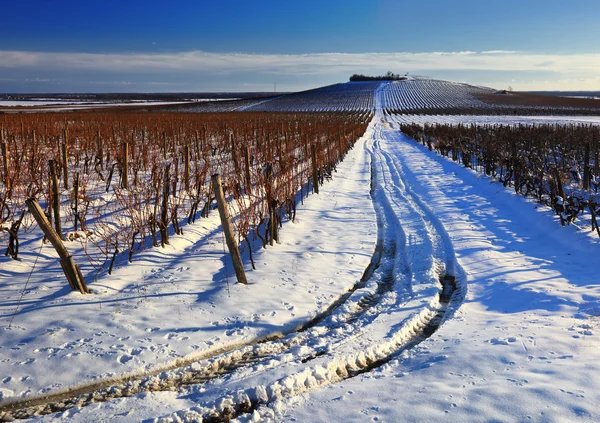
[286,117,600,422]
[6,110,464,421]
[4,99,600,422]
[146,112,600,422]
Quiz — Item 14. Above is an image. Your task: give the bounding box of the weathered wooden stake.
[583,143,590,190]
[61,142,69,190]
[230,133,240,175]
[270,200,278,244]
[160,164,170,246]
[211,174,248,285]
[553,167,565,199]
[48,160,63,239]
[73,173,79,231]
[183,145,190,192]
[1,128,9,191]
[244,146,252,195]
[311,144,319,194]
[96,130,103,170]
[62,127,69,189]
[121,142,129,189]
[141,128,148,170]
[26,198,88,294]
[30,130,37,175]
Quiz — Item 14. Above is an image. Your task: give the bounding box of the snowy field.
[285,116,600,423]
[0,101,195,112]
[2,84,600,422]
[0,130,375,411]
[0,101,95,107]
[389,113,600,127]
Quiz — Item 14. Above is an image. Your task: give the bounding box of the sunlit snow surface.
[2,81,600,422]
[390,113,600,126]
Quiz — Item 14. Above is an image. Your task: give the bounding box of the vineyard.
[0,111,369,288]
[244,82,378,112]
[166,77,600,115]
[381,78,492,113]
[389,113,600,127]
[7,77,600,117]
[399,121,600,234]
[2,79,600,422]
[379,77,600,115]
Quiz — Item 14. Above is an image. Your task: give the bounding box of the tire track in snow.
[0,129,394,422]
[151,116,466,423]
[1,113,467,422]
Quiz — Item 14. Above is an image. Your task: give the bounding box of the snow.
[0,100,194,111]
[389,113,600,126]
[0,101,95,106]
[3,82,600,422]
[381,78,493,111]
[284,116,600,422]
[244,82,378,112]
[0,130,375,407]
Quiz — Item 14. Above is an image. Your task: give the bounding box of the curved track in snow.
[0,108,466,423]
[145,112,466,422]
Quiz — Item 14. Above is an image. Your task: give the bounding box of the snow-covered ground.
[0,101,96,106]
[0,100,222,107]
[285,118,600,423]
[0,101,194,112]
[0,130,375,410]
[3,91,600,422]
[389,113,600,126]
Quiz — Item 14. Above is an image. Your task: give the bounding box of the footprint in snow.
[225,328,243,336]
[489,337,517,345]
[117,355,133,364]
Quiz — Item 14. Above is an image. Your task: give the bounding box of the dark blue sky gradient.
[2,0,598,53]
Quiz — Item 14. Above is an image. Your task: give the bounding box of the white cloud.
[1,50,600,91]
[0,49,599,76]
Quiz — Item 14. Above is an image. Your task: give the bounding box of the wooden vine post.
[26,198,89,294]
[311,144,319,194]
[96,130,103,170]
[1,127,9,192]
[160,164,170,246]
[73,173,80,231]
[30,130,37,175]
[211,173,248,285]
[583,142,590,190]
[244,146,252,195]
[183,144,190,192]
[230,133,240,175]
[121,142,129,189]
[48,160,63,239]
[62,128,69,190]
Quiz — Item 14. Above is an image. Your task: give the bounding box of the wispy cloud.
[1,50,600,75]
[1,50,599,91]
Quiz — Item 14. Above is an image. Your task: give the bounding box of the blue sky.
[1,0,599,92]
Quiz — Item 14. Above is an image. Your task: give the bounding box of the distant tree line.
[349,71,407,82]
